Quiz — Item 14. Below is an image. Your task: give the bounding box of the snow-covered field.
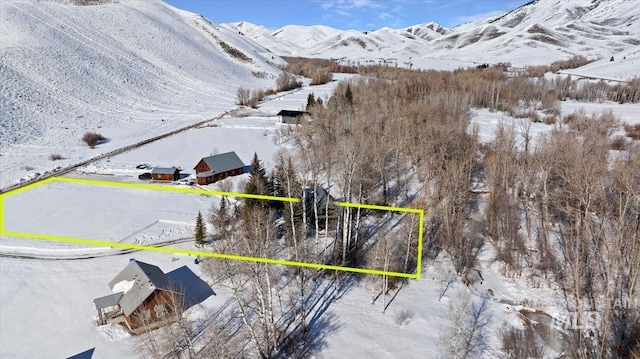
[3,180,212,244]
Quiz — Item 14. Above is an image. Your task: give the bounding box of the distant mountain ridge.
[223,0,640,67]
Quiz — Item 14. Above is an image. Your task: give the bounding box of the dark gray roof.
[151,166,178,175]
[93,292,123,310]
[107,260,176,316]
[277,110,308,117]
[198,152,244,174]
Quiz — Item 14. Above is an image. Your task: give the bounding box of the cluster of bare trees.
[286,60,639,356]
[483,109,640,357]
[139,58,639,357]
[275,72,302,92]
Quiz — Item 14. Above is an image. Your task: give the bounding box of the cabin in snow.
[194,151,245,185]
[277,110,309,125]
[304,182,340,230]
[151,166,180,181]
[93,260,182,334]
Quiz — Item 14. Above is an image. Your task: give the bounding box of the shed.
[151,166,180,181]
[194,151,245,185]
[277,110,310,124]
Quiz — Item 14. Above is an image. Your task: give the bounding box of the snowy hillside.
[223,22,342,56]
[403,22,451,41]
[432,0,640,66]
[226,0,640,68]
[559,46,640,81]
[0,0,284,188]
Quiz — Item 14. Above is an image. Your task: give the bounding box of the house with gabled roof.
[151,166,180,181]
[93,260,182,334]
[194,151,246,185]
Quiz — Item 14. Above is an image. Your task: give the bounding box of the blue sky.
[165,0,532,30]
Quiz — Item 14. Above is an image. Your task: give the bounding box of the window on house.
[154,304,166,317]
[140,309,151,320]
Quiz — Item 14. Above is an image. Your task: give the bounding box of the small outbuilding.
[304,183,339,229]
[194,151,245,185]
[93,260,182,334]
[278,110,310,125]
[151,166,180,181]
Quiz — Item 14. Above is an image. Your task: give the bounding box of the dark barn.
[194,151,245,185]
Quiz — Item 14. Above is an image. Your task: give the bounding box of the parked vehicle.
[138,172,152,180]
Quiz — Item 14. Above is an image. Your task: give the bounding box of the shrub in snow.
[541,114,556,125]
[82,132,105,148]
[498,324,547,359]
[610,135,629,151]
[624,123,640,140]
[394,309,414,327]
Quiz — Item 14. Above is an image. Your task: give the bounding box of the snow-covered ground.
[470,100,640,148]
[470,108,554,148]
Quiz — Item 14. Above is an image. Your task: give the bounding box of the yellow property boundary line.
[0,177,424,279]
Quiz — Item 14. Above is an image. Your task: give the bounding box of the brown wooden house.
[194,151,245,185]
[93,260,182,334]
[151,166,180,181]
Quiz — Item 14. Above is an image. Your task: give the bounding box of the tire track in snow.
[0,236,195,261]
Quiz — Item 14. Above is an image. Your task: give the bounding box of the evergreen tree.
[345,84,353,106]
[306,92,316,110]
[245,153,271,203]
[242,153,274,222]
[194,211,207,247]
[269,170,285,211]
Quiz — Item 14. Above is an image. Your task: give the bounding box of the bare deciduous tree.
[439,291,491,359]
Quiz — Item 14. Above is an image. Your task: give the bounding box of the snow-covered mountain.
[226,0,640,68]
[403,22,452,41]
[432,0,640,66]
[222,22,343,56]
[0,0,284,188]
